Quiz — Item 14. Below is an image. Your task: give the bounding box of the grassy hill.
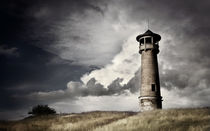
[0,108,210,131]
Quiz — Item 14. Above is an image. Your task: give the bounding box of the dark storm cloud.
[0,45,19,56]
[0,44,90,111]
[0,0,106,46]
[0,0,105,116]
[107,69,140,95]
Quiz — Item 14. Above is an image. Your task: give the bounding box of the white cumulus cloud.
[81,34,141,87]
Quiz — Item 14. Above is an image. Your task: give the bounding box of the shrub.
[28,105,56,116]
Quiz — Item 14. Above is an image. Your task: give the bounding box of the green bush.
[28,105,56,116]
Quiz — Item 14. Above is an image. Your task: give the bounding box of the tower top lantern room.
[136,29,162,112]
[136,30,161,54]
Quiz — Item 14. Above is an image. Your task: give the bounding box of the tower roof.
[136,29,161,42]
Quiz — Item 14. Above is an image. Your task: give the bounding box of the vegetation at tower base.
[1,108,210,131]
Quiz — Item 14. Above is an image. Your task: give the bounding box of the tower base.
[139,96,162,112]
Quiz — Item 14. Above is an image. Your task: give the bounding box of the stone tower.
[136,29,162,111]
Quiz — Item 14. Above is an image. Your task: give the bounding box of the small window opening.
[152,84,155,91]
[140,38,144,45]
[145,37,152,43]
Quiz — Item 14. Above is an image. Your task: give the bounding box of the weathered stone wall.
[139,49,162,111]
[140,97,158,111]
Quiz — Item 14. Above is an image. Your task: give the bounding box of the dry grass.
[0,111,135,131]
[94,108,210,131]
[0,108,210,131]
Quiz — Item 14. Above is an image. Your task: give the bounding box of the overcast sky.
[1,0,210,120]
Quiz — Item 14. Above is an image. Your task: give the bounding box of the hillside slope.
[0,108,210,131]
[0,111,135,131]
[95,108,210,131]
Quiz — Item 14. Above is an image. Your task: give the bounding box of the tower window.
[145,37,152,43]
[140,38,144,45]
[152,84,155,91]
